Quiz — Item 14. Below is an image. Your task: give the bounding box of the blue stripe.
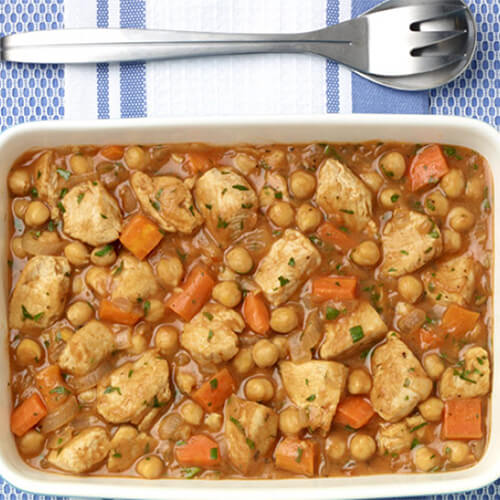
[325,1,339,113]
[119,0,147,118]
[96,0,110,119]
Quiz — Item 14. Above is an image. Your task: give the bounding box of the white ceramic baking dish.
[0,115,498,500]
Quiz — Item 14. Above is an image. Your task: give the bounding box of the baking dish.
[0,114,498,499]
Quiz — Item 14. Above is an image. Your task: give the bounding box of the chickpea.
[443,228,462,254]
[361,172,383,192]
[441,169,465,198]
[176,371,196,394]
[290,170,316,199]
[444,441,470,465]
[90,245,116,266]
[272,336,288,359]
[259,186,276,208]
[124,146,147,170]
[268,201,294,228]
[465,177,483,200]
[72,276,84,295]
[397,275,423,303]
[348,369,372,395]
[85,266,109,296]
[205,413,223,432]
[136,456,164,479]
[24,201,50,227]
[245,377,274,402]
[78,388,96,404]
[159,413,191,441]
[13,199,29,219]
[270,306,298,333]
[128,334,148,355]
[234,153,257,175]
[414,447,440,472]
[18,430,45,458]
[423,354,445,380]
[16,339,43,366]
[8,169,30,196]
[327,433,347,461]
[351,241,380,267]
[226,246,253,274]
[12,237,27,259]
[252,339,279,368]
[263,149,286,170]
[418,397,444,422]
[64,242,89,267]
[58,327,74,343]
[448,207,474,232]
[70,154,92,174]
[157,256,184,288]
[180,401,204,426]
[279,407,307,435]
[212,281,241,308]
[424,191,449,217]
[66,301,93,327]
[155,326,178,357]
[380,152,406,180]
[232,347,254,375]
[144,299,165,323]
[296,203,322,233]
[379,188,402,209]
[350,433,376,461]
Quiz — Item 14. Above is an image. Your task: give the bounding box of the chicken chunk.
[58,320,114,377]
[381,209,442,277]
[33,151,63,219]
[371,333,432,422]
[47,427,110,473]
[319,301,387,359]
[224,395,278,473]
[131,171,202,234]
[376,415,427,455]
[439,346,490,400]
[421,254,476,306]
[107,425,157,473]
[194,168,258,246]
[62,181,122,246]
[180,303,244,364]
[111,253,158,303]
[254,229,321,306]
[280,360,348,432]
[316,158,374,231]
[96,350,171,424]
[9,255,71,331]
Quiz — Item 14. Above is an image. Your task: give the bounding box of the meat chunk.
[47,427,110,473]
[319,301,387,359]
[439,346,490,400]
[316,159,373,231]
[280,360,348,432]
[254,229,321,306]
[381,209,442,277]
[58,320,114,376]
[9,255,70,331]
[96,350,171,424]
[62,181,122,246]
[194,168,258,246]
[33,151,63,219]
[224,395,278,473]
[370,333,432,422]
[180,303,244,364]
[107,425,157,473]
[421,254,475,305]
[111,253,158,302]
[376,415,427,455]
[131,171,202,234]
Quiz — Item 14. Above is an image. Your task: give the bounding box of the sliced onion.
[22,231,66,256]
[113,326,132,350]
[398,308,426,334]
[41,395,79,434]
[70,412,103,432]
[71,361,112,393]
[290,311,322,362]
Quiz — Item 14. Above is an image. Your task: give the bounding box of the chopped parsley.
[205,203,212,210]
[349,325,364,343]
[443,146,462,160]
[390,193,400,203]
[56,168,71,180]
[306,394,316,402]
[217,216,229,229]
[57,201,66,214]
[95,244,113,257]
[112,452,122,458]
[296,447,304,463]
[183,467,201,479]
[326,307,340,320]
[232,184,249,191]
[31,187,39,198]
[210,378,218,389]
[49,386,71,395]
[241,203,253,209]
[100,213,108,219]
[149,199,160,211]
[278,276,289,287]
[453,368,477,384]
[429,229,440,239]
[21,305,43,322]
[288,257,296,267]
[229,416,245,433]
[323,144,343,161]
[143,300,151,316]
[203,311,214,321]
[207,329,214,341]
[104,385,122,395]
[128,369,134,378]
[274,191,283,199]
[400,250,409,255]
[246,438,255,449]
[340,209,354,214]
[210,448,218,460]
[409,422,428,433]
[77,193,85,204]
[112,261,124,276]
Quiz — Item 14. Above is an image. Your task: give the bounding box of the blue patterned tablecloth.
[0,0,499,499]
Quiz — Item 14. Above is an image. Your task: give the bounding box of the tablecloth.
[0,0,499,499]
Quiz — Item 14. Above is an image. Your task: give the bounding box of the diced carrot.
[186,152,211,174]
[100,145,124,161]
[275,437,317,477]
[317,222,356,252]
[242,292,270,335]
[442,398,483,440]
[441,304,480,338]
[99,299,143,325]
[120,214,163,260]
[166,265,215,321]
[11,393,47,437]
[334,396,375,429]
[418,327,443,350]
[311,276,358,301]
[192,368,235,412]
[36,365,70,411]
[409,144,449,192]
[175,434,221,468]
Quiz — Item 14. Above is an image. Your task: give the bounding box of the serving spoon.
[0,0,476,91]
